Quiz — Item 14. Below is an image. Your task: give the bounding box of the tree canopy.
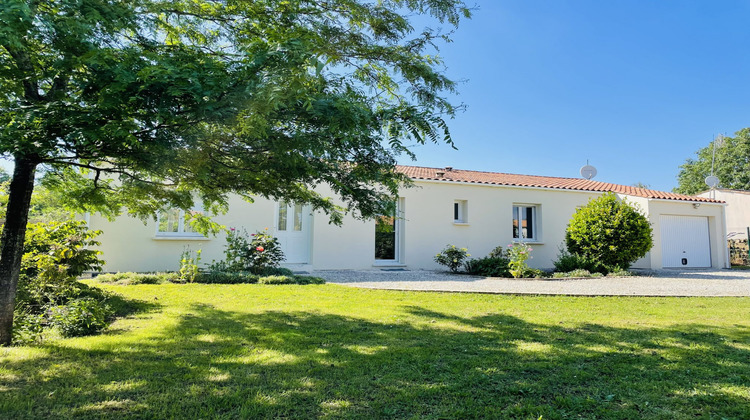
[0,0,471,344]
[675,129,750,194]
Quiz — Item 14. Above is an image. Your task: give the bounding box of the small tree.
[565,193,653,270]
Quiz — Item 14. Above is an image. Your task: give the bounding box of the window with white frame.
[512,205,537,241]
[454,200,468,223]
[156,206,205,237]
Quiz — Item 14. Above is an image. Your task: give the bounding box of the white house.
[87,165,729,272]
[697,188,750,240]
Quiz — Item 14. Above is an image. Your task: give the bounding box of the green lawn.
[1,283,749,419]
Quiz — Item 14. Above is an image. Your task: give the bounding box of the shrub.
[47,297,114,337]
[94,273,129,283]
[607,268,636,277]
[18,221,105,306]
[523,268,548,279]
[464,256,511,277]
[488,246,507,259]
[553,247,608,274]
[257,275,326,285]
[506,242,533,278]
[552,269,604,279]
[258,275,296,285]
[95,272,176,284]
[11,309,45,345]
[565,192,653,270]
[195,271,259,284]
[212,228,286,274]
[254,266,295,277]
[293,276,326,285]
[434,245,470,273]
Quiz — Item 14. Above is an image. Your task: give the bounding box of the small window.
[156,206,204,237]
[512,205,537,241]
[293,203,303,231]
[278,202,304,231]
[278,202,288,231]
[454,200,468,223]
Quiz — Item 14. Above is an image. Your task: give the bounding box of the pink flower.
[251,233,256,236]
[229,227,235,231]
[256,246,264,252]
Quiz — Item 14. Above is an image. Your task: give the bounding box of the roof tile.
[397,165,723,203]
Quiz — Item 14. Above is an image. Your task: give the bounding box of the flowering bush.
[506,242,533,278]
[246,229,285,274]
[211,228,285,274]
[434,245,470,273]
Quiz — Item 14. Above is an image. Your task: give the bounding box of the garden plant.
[506,243,533,278]
[12,221,115,344]
[434,245,470,273]
[564,192,653,273]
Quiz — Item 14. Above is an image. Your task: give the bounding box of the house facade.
[87,165,729,272]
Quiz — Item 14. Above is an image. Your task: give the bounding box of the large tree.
[0,0,471,344]
[675,129,750,194]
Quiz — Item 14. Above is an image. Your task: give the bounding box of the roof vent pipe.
[435,171,445,178]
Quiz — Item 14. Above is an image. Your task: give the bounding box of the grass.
[1,283,749,419]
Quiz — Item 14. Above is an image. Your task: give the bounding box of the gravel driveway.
[312,268,750,297]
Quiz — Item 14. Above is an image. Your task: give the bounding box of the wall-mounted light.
[692,203,701,209]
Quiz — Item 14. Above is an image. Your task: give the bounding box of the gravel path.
[311,269,750,297]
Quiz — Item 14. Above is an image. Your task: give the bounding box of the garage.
[660,215,711,268]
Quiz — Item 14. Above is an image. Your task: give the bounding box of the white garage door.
[660,215,711,268]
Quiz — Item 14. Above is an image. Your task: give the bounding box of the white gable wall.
[697,189,750,240]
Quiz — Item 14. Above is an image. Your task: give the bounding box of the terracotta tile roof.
[397,165,723,203]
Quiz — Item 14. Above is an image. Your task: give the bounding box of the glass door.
[375,201,400,261]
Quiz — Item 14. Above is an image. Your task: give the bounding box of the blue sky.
[5,1,748,193]
[403,0,750,192]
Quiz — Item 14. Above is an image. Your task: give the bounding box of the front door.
[276,202,311,264]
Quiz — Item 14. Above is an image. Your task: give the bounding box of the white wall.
[397,181,602,270]
[88,195,276,272]
[697,189,750,240]
[88,180,726,272]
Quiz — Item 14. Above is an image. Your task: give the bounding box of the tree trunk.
[0,158,38,345]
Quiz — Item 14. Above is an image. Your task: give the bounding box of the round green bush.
[565,192,653,270]
[48,297,114,337]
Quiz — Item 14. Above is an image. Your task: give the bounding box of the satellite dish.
[705,175,719,189]
[580,164,597,180]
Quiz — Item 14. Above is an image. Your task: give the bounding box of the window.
[454,200,468,223]
[156,206,205,237]
[512,205,537,241]
[278,202,303,231]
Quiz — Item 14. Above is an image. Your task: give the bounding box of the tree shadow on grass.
[1,303,749,419]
